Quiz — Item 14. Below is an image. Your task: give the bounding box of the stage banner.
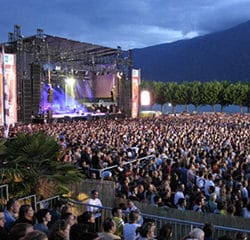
[0,52,17,126]
[131,69,140,118]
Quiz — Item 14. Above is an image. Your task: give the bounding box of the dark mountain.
[132,20,250,83]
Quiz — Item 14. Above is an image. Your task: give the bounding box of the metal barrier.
[69,199,250,240]
[36,195,60,210]
[89,154,155,179]
[18,195,61,213]
[18,194,37,212]
[0,184,9,206]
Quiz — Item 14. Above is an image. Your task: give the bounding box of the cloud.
[1,0,250,49]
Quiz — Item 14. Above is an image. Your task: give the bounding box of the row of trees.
[140,80,250,113]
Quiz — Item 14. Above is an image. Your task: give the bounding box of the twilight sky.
[1,0,250,50]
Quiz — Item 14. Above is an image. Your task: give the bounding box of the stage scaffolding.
[3,26,132,123]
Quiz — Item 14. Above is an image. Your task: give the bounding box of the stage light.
[65,77,75,86]
[141,90,151,106]
[117,71,123,79]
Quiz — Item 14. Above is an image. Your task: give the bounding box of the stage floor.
[52,112,106,119]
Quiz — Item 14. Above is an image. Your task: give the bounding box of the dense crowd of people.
[0,113,249,239]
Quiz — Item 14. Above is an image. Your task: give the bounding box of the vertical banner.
[0,51,17,127]
[131,69,140,118]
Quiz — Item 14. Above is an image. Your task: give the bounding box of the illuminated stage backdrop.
[0,52,17,126]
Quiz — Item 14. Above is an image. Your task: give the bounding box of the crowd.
[0,192,248,240]
[0,113,250,239]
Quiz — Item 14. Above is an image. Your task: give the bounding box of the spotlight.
[65,77,75,86]
[117,72,123,79]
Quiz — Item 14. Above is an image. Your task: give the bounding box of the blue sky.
[1,0,250,50]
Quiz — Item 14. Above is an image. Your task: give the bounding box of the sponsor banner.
[0,52,17,126]
[131,69,140,118]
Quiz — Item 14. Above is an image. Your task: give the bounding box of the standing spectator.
[87,190,103,232]
[34,208,51,236]
[4,198,20,232]
[174,184,185,207]
[0,208,9,240]
[193,195,206,213]
[189,228,205,240]
[98,217,121,240]
[112,207,125,238]
[126,200,143,225]
[48,200,66,229]
[156,223,173,240]
[14,204,35,226]
[77,211,95,233]
[9,223,34,240]
[123,210,141,240]
[69,223,100,240]
[48,219,71,240]
[235,232,247,240]
[23,230,48,240]
[205,193,217,213]
[203,222,215,240]
[176,198,187,211]
[137,221,156,240]
[204,174,215,200]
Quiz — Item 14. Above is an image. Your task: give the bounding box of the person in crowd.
[188,227,205,240]
[87,190,103,232]
[137,221,156,240]
[98,217,121,240]
[34,208,51,236]
[234,232,248,240]
[77,211,96,233]
[193,195,206,213]
[60,212,76,227]
[126,200,143,225]
[23,230,48,240]
[112,207,125,238]
[205,193,217,213]
[48,219,71,240]
[176,198,187,211]
[0,208,9,240]
[9,223,34,240]
[4,198,20,232]
[123,210,141,240]
[69,223,100,240]
[48,200,66,229]
[203,222,215,240]
[14,204,35,226]
[174,183,185,207]
[156,223,173,240]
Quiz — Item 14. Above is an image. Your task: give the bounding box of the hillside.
[132,20,250,83]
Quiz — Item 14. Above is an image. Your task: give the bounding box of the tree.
[218,81,231,112]
[202,81,222,112]
[165,82,181,113]
[152,81,167,113]
[0,132,83,198]
[178,82,192,112]
[242,83,250,113]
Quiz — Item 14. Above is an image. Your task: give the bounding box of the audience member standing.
[4,198,20,232]
[34,208,51,236]
[123,210,141,240]
[0,209,9,240]
[87,190,103,232]
[14,204,35,226]
[98,217,121,240]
